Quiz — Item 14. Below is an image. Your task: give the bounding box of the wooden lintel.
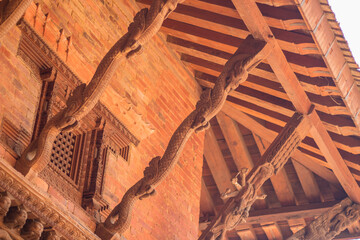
[230,0,360,203]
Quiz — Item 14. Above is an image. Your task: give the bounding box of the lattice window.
[50,132,77,179]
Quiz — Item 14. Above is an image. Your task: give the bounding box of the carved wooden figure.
[16,0,185,179]
[288,198,360,240]
[95,36,271,239]
[198,110,313,240]
[0,0,32,39]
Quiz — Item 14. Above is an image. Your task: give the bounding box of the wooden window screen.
[49,131,82,184]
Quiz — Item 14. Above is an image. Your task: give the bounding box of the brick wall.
[0,0,204,239]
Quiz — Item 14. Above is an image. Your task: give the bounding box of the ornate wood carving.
[198,110,312,240]
[14,17,139,209]
[16,0,180,178]
[0,160,99,240]
[288,198,360,240]
[0,0,32,39]
[95,36,271,239]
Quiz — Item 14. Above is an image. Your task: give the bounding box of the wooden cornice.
[231,0,360,203]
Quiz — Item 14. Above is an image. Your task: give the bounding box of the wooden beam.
[222,102,341,187]
[245,200,339,225]
[287,218,306,234]
[237,227,257,240]
[204,127,234,195]
[231,0,360,203]
[197,201,340,229]
[261,223,283,240]
[182,54,359,140]
[254,132,323,204]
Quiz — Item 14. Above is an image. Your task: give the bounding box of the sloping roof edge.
[296,0,360,131]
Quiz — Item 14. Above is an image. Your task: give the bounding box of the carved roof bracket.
[287,198,360,240]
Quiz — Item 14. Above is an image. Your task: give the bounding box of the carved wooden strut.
[198,110,313,240]
[15,0,184,178]
[95,37,270,239]
[0,0,32,39]
[288,198,360,240]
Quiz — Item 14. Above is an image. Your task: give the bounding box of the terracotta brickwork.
[0,0,204,239]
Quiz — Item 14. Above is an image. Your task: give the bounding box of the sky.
[327,0,360,67]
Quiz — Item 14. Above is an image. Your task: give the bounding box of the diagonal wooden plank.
[231,0,360,203]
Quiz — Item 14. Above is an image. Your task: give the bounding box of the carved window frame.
[16,19,139,217]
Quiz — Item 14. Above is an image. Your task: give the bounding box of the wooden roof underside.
[136,0,360,239]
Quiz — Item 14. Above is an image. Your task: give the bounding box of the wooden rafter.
[230,0,360,203]
[222,102,341,187]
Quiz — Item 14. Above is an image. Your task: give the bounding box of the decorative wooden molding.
[0,159,99,240]
[95,36,271,239]
[198,110,312,240]
[288,198,360,240]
